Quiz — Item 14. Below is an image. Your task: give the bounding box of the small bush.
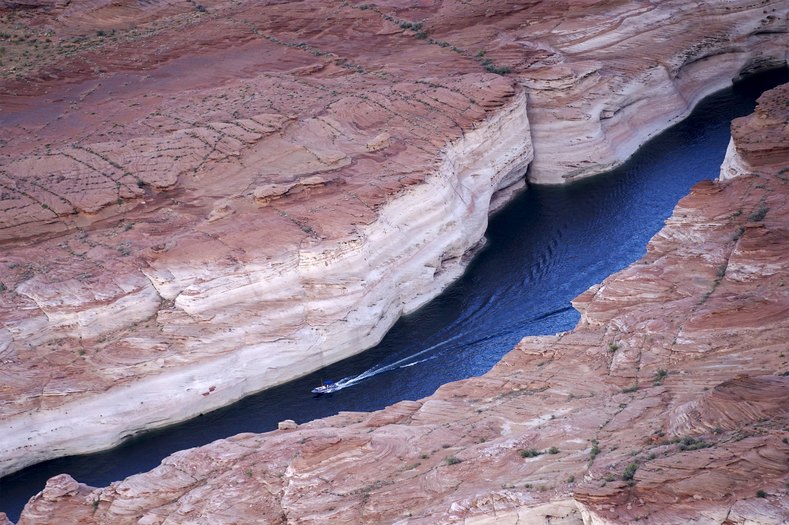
[749,205,768,222]
[444,455,462,465]
[484,64,511,75]
[756,489,767,498]
[548,446,560,455]
[653,368,668,385]
[608,342,620,352]
[622,462,638,481]
[520,448,542,458]
[678,437,710,451]
[621,384,638,393]
[590,443,601,460]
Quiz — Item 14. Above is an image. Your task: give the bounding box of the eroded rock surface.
[15,84,789,525]
[721,83,789,180]
[0,0,787,476]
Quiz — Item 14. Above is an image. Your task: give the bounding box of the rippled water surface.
[2,69,786,519]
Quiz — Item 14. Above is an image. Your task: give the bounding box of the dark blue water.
[1,69,786,520]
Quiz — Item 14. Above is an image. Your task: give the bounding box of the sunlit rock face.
[0,0,787,479]
[15,83,789,525]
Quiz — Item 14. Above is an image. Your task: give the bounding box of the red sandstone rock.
[722,83,789,179]
[1,0,788,509]
[15,84,789,523]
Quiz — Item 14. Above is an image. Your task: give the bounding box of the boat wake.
[314,304,577,395]
[314,333,465,394]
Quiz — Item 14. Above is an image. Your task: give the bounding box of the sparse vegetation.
[608,342,620,352]
[622,462,638,481]
[756,489,767,498]
[484,63,511,75]
[548,446,560,455]
[749,205,768,222]
[653,368,668,385]
[590,441,601,460]
[520,448,542,458]
[621,384,638,393]
[678,437,710,451]
[444,455,462,465]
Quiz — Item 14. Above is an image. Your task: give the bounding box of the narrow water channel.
[1,69,786,520]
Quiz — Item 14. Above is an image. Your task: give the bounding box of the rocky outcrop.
[721,83,789,180]
[522,1,789,183]
[15,85,789,522]
[1,0,787,477]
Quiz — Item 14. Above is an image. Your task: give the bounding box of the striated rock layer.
[15,83,789,524]
[721,82,789,180]
[1,0,788,475]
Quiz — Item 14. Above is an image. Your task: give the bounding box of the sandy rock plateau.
[0,0,787,519]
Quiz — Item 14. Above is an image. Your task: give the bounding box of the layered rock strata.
[721,82,789,180]
[1,0,787,476]
[14,84,789,524]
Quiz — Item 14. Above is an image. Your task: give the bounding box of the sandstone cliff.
[1,0,787,476]
[13,82,789,525]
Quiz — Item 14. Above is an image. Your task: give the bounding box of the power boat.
[311,380,341,395]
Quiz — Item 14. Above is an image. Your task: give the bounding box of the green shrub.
[520,448,542,458]
[444,455,462,465]
[622,462,638,481]
[749,205,768,222]
[678,437,710,451]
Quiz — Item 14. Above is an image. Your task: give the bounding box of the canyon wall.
[13,82,789,525]
[0,0,787,477]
